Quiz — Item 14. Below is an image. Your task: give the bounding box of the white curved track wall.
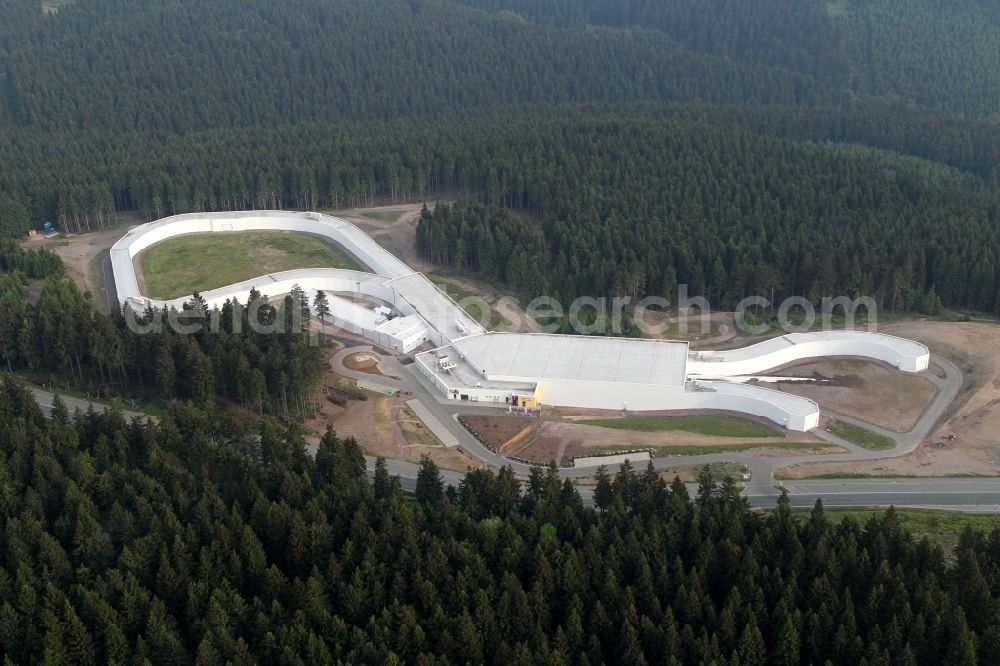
[532,379,819,430]
[689,331,930,375]
[689,381,820,431]
[111,212,485,352]
[111,211,414,293]
[112,211,931,432]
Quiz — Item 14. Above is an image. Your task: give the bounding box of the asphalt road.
[90,213,988,510]
[373,457,1000,512]
[31,387,153,423]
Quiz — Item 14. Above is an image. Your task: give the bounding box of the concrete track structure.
[112,211,930,432]
[689,331,930,375]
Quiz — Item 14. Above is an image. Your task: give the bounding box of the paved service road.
[748,477,1000,511]
[405,399,461,448]
[370,458,1000,511]
[31,388,154,423]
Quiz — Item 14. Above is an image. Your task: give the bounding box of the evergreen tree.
[313,290,331,335]
[415,454,443,506]
[594,465,613,514]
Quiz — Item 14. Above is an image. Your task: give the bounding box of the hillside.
[0,0,834,133]
[455,0,1000,117]
[2,4,1000,663]
[0,383,997,663]
[0,0,999,311]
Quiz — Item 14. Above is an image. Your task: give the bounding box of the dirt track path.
[331,203,432,269]
[389,401,412,462]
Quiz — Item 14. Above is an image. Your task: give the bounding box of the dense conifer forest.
[0,383,998,663]
[0,241,324,416]
[0,0,1000,310]
[1,248,996,663]
[2,3,1000,661]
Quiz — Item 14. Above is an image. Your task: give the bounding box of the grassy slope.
[828,419,895,451]
[580,414,782,438]
[599,442,827,456]
[138,231,362,300]
[791,507,1000,556]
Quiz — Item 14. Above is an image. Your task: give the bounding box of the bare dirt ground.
[459,414,538,451]
[418,276,742,339]
[306,389,478,472]
[329,203,434,270]
[40,207,996,479]
[501,417,833,466]
[330,202,544,333]
[766,359,937,432]
[27,203,432,314]
[779,320,1000,478]
[24,223,130,303]
[639,310,739,346]
[432,274,513,328]
[331,205,748,339]
[317,341,478,471]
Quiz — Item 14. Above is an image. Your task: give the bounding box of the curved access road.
[30,388,155,423]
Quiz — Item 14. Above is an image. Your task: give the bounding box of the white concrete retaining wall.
[386,274,487,345]
[312,294,431,352]
[416,354,453,396]
[533,377,819,431]
[113,212,463,352]
[375,315,432,353]
[684,381,820,431]
[131,268,399,312]
[323,292,382,330]
[413,353,526,403]
[574,451,652,468]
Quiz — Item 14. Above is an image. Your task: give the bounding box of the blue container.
[43,222,54,231]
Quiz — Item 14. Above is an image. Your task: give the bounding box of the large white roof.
[453,333,689,386]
